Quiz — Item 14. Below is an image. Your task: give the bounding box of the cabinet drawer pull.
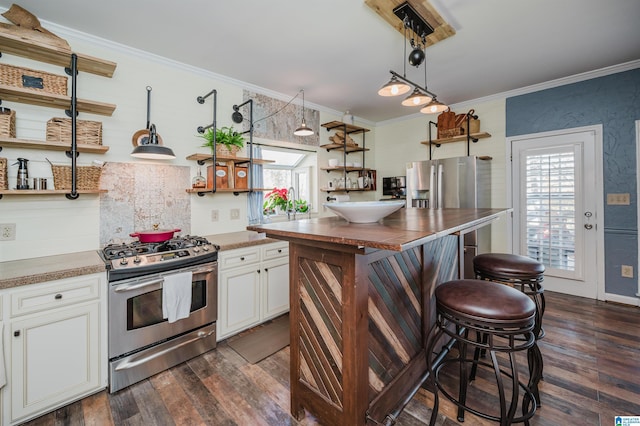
[14,331,20,337]
[55,293,63,300]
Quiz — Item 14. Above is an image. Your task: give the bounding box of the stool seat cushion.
[436,279,536,322]
[474,253,545,278]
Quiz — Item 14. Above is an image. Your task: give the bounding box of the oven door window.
[127,279,207,330]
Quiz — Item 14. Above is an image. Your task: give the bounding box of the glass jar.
[192,167,206,189]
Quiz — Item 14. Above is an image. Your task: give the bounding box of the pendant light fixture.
[131,86,175,160]
[377,3,448,114]
[378,74,411,97]
[420,98,449,114]
[294,89,314,136]
[131,123,176,160]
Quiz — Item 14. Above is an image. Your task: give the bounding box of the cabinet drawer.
[262,242,289,260]
[10,274,101,318]
[219,246,260,269]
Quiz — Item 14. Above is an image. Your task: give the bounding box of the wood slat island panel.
[247,208,507,425]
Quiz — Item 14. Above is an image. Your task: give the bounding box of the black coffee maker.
[14,157,29,189]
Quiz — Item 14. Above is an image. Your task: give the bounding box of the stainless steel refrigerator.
[406,156,491,278]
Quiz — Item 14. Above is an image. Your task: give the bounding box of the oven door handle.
[113,278,164,293]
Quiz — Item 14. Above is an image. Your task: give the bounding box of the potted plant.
[199,125,245,156]
[263,187,288,214]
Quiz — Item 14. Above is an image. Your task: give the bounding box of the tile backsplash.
[99,162,190,246]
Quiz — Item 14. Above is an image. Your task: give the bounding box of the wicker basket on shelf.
[215,144,241,157]
[0,157,7,190]
[0,63,67,96]
[50,163,103,190]
[0,108,16,138]
[46,117,102,145]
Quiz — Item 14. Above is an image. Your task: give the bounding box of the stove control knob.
[202,245,210,251]
[133,256,142,264]
[119,258,129,266]
[193,247,200,253]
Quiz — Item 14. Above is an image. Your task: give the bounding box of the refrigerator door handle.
[429,164,436,209]
[437,163,444,209]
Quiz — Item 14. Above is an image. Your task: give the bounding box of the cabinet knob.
[277,249,282,253]
[55,293,63,300]
[240,257,245,261]
[257,269,261,274]
[14,331,20,337]
[264,268,269,272]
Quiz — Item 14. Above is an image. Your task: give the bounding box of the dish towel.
[162,271,193,323]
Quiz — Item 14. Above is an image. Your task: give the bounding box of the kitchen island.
[247,207,507,425]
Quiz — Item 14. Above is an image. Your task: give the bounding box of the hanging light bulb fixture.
[377,2,448,115]
[131,86,176,160]
[294,89,314,136]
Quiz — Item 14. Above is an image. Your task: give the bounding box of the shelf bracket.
[465,109,479,156]
[65,192,80,200]
[69,53,79,199]
[197,88,218,194]
[427,120,438,160]
[65,150,80,159]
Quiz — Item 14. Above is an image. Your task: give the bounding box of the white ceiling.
[2,0,639,123]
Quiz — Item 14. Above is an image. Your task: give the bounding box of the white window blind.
[524,150,576,271]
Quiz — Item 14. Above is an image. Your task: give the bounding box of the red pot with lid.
[130,224,181,243]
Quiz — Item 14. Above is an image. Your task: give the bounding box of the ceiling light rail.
[377,1,448,115]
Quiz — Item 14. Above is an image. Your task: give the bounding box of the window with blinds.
[524,150,576,271]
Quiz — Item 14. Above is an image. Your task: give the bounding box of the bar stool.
[426,279,537,426]
[473,253,545,408]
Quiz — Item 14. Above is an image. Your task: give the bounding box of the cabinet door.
[10,301,100,423]
[262,258,290,320]
[218,265,261,340]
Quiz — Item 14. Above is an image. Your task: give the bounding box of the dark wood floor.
[23,291,640,426]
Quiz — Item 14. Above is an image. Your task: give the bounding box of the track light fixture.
[378,2,448,115]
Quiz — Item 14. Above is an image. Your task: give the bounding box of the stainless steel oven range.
[100,236,219,393]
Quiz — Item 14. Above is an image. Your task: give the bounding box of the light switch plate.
[621,265,634,278]
[607,193,630,205]
[230,208,240,220]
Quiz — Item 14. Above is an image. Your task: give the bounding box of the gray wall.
[506,68,640,297]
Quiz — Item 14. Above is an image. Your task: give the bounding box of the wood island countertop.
[247,207,508,252]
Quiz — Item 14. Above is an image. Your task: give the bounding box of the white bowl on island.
[323,200,405,223]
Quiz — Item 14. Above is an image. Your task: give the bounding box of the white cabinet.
[2,273,106,425]
[218,242,289,340]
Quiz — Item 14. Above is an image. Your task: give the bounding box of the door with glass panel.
[511,128,601,299]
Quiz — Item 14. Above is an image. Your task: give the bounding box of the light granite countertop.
[0,230,275,290]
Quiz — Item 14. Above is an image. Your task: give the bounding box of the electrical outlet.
[621,265,634,278]
[230,208,240,220]
[211,209,219,222]
[0,223,16,241]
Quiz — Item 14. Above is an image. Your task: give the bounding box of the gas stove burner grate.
[101,235,217,261]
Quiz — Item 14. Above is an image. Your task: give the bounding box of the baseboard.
[604,292,640,307]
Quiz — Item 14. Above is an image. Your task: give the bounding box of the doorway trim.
[505,125,605,300]
[636,119,640,301]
